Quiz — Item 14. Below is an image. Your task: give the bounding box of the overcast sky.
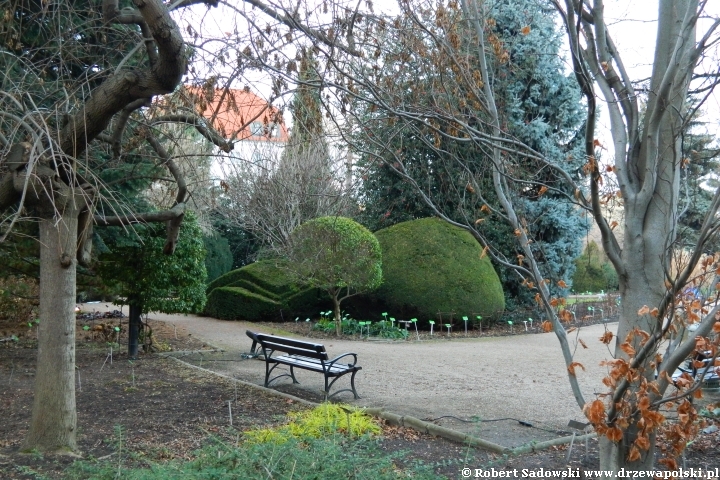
[179,1,719,141]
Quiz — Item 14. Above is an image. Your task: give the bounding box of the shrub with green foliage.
[203,260,327,321]
[97,211,207,315]
[65,435,438,480]
[286,216,382,335]
[64,403,438,479]
[203,232,234,283]
[244,403,381,444]
[204,286,282,320]
[367,217,504,323]
[571,241,619,293]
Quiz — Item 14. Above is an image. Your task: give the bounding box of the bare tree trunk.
[23,209,79,452]
[128,302,143,359]
[332,290,342,336]
[599,431,656,474]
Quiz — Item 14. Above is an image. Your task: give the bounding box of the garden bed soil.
[1,309,719,478]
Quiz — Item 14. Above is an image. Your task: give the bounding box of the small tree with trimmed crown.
[286,216,382,335]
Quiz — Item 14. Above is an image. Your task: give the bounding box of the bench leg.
[350,369,360,399]
[265,362,300,388]
[325,371,361,400]
[264,362,276,387]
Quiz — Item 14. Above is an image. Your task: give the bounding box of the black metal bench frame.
[246,330,361,399]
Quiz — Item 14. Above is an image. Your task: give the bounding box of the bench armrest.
[327,352,359,368]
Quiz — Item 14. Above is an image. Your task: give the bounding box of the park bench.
[246,330,362,399]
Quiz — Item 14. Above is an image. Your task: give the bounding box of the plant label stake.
[227,400,233,426]
[523,320,528,331]
[462,316,468,336]
[429,320,435,336]
[390,317,395,329]
[411,318,419,340]
[528,318,533,330]
[445,323,451,336]
[508,320,513,333]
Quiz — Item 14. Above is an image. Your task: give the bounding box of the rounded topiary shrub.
[370,217,504,323]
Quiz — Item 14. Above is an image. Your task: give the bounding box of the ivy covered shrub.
[358,217,504,324]
[571,241,619,293]
[203,260,327,321]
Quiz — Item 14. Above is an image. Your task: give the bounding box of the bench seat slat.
[274,355,360,375]
[255,334,326,353]
[262,343,328,359]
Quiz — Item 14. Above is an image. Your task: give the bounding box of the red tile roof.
[181,85,288,142]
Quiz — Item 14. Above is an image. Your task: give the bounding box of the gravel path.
[101,307,618,448]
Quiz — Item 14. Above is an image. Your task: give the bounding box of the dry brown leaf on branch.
[567,362,585,376]
[634,435,651,451]
[599,331,614,344]
[606,426,623,442]
[620,342,636,357]
[579,338,588,349]
[627,446,641,462]
[637,305,650,316]
[584,399,605,424]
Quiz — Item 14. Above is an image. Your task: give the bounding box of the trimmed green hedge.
[204,287,281,321]
[204,260,328,321]
[226,279,282,301]
[571,241,618,293]
[365,217,505,323]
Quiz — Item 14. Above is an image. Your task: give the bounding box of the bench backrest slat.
[249,331,328,360]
